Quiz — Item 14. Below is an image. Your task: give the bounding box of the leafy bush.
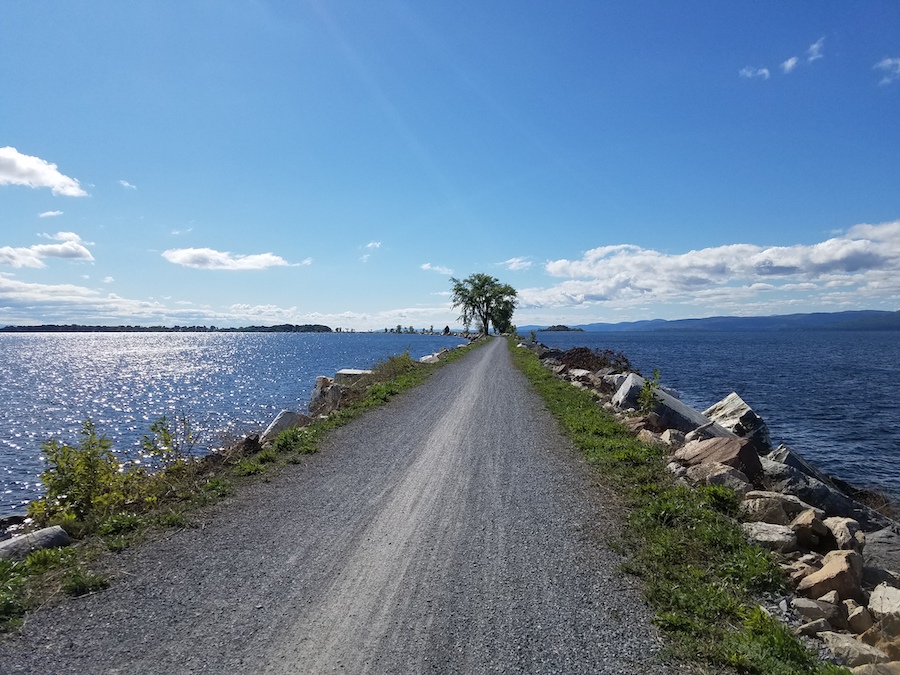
[140,414,195,468]
[638,369,661,414]
[32,419,120,522]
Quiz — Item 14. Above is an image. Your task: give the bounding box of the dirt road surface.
[0,338,669,674]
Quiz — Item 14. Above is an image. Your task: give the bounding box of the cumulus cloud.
[421,262,454,275]
[499,256,533,271]
[39,210,63,218]
[0,147,87,197]
[522,221,900,311]
[781,57,799,74]
[739,67,770,80]
[0,232,94,268]
[875,58,900,85]
[807,37,825,62]
[162,248,293,270]
[119,179,137,189]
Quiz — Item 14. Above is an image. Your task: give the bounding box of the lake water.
[0,332,465,515]
[537,331,900,500]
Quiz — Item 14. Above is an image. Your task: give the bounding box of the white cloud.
[0,147,87,197]
[524,220,900,312]
[300,257,313,266]
[360,254,371,263]
[162,247,293,270]
[875,57,900,85]
[739,67,770,80]
[499,256,533,271]
[39,210,63,218]
[421,262,454,275]
[365,241,381,249]
[781,57,799,74]
[103,276,114,284]
[807,37,825,62]
[171,227,193,236]
[0,232,94,268]
[119,179,137,189]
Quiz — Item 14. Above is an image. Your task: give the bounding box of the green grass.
[508,338,846,674]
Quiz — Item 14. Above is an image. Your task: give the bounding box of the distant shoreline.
[0,324,333,334]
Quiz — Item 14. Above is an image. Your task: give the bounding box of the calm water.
[0,332,465,515]
[538,331,900,500]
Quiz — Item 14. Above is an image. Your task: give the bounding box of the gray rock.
[866,528,900,575]
[742,521,798,553]
[334,368,373,384]
[675,437,763,480]
[767,444,839,490]
[798,617,832,636]
[820,631,889,667]
[760,457,891,532]
[612,373,736,437]
[0,525,72,560]
[703,392,773,453]
[824,516,866,552]
[309,376,343,416]
[685,462,752,496]
[260,410,312,446]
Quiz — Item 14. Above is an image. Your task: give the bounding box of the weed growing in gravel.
[63,567,108,597]
[508,338,841,675]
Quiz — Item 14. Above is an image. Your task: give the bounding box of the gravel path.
[0,338,669,674]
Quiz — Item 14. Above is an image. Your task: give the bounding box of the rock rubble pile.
[525,340,900,672]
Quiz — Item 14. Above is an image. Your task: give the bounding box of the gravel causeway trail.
[0,338,669,674]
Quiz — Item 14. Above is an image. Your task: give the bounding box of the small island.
[539,325,584,332]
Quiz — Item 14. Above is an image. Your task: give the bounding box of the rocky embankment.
[525,341,900,673]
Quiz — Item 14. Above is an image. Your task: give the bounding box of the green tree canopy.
[450,273,517,335]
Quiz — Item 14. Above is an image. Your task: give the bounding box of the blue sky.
[1,2,899,330]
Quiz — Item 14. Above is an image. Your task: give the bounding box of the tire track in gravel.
[0,338,669,674]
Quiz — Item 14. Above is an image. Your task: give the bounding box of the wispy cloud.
[365,241,381,249]
[499,256,533,271]
[103,276,114,284]
[119,179,137,190]
[39,210,63,218]
[171,227,194,236]
[739,67,770,80]
[421,262,453,275]
[522,221,900,313]
[781,57,799,74]
[0,232,94,268]
[806,37,825,63]
[162,248,293,270]
[0,147,87,197]
[875,58,900,85]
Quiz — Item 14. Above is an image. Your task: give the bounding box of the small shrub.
[98,512,144,536]
[256,448,278,464]
[140,414,196,468]
[24,547,73,573]
[33,419,119,522]
[234,459,265,476]
[273,427,317,454]
[202,477,233,498]
[63,567,108,596]
[638,369,661,414]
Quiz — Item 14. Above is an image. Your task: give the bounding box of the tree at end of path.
[449,273,517,335]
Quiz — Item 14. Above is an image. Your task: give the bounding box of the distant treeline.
[0,323,333,334]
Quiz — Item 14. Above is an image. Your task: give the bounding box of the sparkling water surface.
[538,330,900,500]
[0,332,465,514]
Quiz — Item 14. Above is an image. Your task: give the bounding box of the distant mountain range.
[520,310,900,333]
